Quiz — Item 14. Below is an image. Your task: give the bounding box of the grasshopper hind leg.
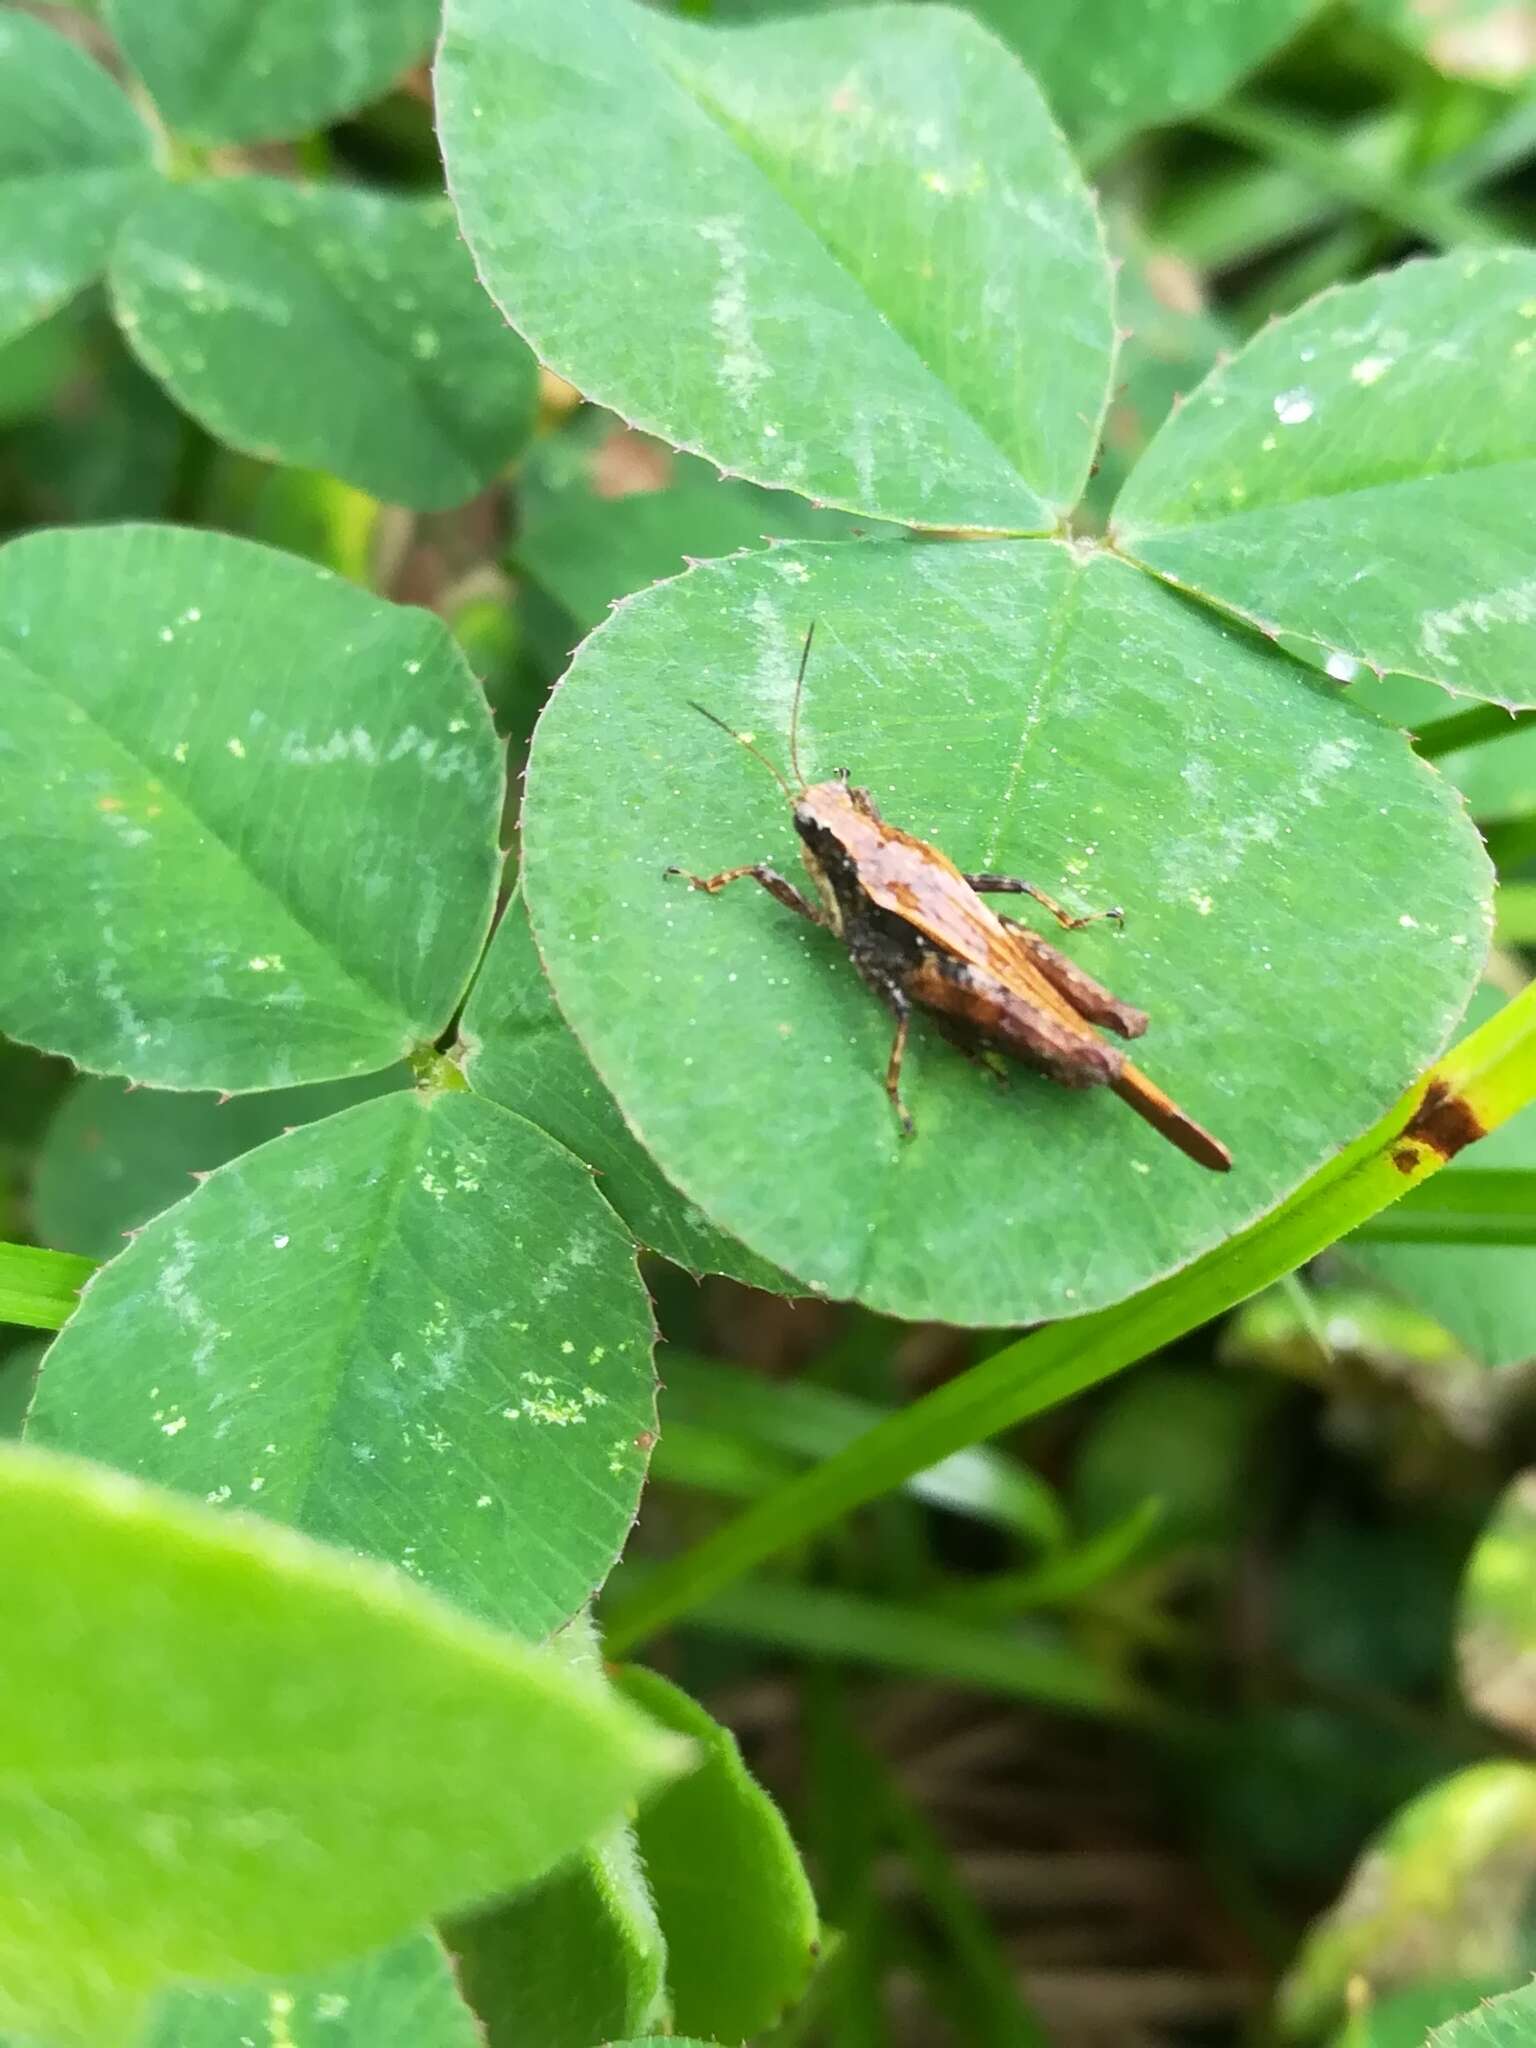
[925,1006,1012,1085]
[992,914,1148,1040]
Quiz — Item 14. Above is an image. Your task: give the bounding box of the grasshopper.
[669,626,1232,1172]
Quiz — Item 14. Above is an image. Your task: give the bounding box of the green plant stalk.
[1199,97,1504,250]
[933,1498,1164,1621]
[611,1571,1138,1719]
[1413,704,1536,761]
[0,1243,95,1332]
[603,984,1536,1654]
[1484,817,1536,876]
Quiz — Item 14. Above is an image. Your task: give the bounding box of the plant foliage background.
[2,0,1536,2043]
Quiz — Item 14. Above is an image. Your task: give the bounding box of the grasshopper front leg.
[666,863,823,925]
[964,873,1125,932]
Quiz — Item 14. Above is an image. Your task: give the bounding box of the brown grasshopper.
[669,626,1231,1172]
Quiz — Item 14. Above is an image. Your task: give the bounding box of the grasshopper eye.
[834,765,851,782]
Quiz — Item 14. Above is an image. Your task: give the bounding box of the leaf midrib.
[274,1092,428,1537]
[118,186,484,488]
[1116,444,1536,542]
[843,546,1090,1301]
[637,22,1058,529]
[0,640,409,1037]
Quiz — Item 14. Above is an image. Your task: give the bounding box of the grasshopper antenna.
[687,701,795,802]
[788,621,815,792]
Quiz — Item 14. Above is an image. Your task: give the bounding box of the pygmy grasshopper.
[669,627,1232,1172]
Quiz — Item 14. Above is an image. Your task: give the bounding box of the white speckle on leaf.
[226,737,246,758]
[1350,355,1393,386]
[1399,913,1418,929]
[697,216,768,411]
[283,727,378,767]
[1420,581,1536,667]
[272,1233,289,1249]
[161,1415,187,1437]
[1273,388,1314,425]
[1325,650,1360,682]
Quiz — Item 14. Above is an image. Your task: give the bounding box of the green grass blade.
[0,1242,96,1331]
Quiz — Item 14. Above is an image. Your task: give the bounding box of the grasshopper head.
[792,775,882,838]
[791,778,884,934]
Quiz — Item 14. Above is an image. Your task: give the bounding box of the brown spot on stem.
[1401,1079,1486,1162]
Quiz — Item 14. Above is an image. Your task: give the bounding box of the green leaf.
[33,1069,404,1260]
[0,1439,684,2045]
[522,539,1488,1325]
[1430,1985,1536,2048]
[0,524,503,1091]
[1346,988,1536,1368]
[144,1931,483,2048]
[110,180,538,511]
[446,1612,669,2048]
[437,0,1114,530]
[1114,250,1536,708]
[28,1089,657,1637]
[102,0,438,145]
[1353,673,1536,826]
[0,14,156,347]
[1355,0,1536,89]
[461,892,788,1288]
[1279,1762,1536,2037]
[613,1665,819,2042]
[515,477,894,643]
[1329,1982,1525,2048]
[966,0,1321,160]
[1458,1471,1536,1744]
[447,1829,668,2048]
